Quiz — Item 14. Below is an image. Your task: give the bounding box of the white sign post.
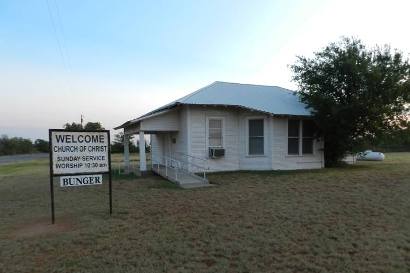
[49,129,112,224]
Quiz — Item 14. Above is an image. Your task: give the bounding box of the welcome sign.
[48,129,112,224]
[51,131,109,175]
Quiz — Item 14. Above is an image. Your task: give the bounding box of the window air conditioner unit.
[209,147,225,158]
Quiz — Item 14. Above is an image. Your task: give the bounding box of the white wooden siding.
[167,107,189,162]
[186,105,324,171]
[140,110,179,131]
[271,117,324,170]
[150,134,162,164]
[149,105,324,172]
[150,108,188,165]
[188,105,240,171]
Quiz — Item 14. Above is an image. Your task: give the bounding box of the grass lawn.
[0,153,409,272]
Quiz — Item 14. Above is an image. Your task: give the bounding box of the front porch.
[117,115,211,188]
[117,128,210,188]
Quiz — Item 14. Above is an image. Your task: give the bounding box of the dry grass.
[0,153,409,272]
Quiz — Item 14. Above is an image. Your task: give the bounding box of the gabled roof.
[115,81,311,129]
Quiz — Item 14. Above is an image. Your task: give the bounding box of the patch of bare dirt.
[10,218,75,239]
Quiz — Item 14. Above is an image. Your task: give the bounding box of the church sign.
[51,131,109,174]
[48,129,112,224]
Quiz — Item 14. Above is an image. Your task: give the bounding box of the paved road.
[0,153,49,165]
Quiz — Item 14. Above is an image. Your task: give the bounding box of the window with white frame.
[288,119,316,155]
[208,119,223,147]
[248,119,264,155]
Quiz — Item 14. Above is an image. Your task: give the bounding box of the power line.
[45,0,73,93]
[52,0,73,73]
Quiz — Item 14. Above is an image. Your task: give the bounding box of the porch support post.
[124,134,130,174]
[139,131,147,173]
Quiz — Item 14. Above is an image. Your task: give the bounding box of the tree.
[111,132,138,153]
[34,139,49,153]
[291,37,410,166]
[372,120,410,152]
[63,122,83,130]
[84,122,104,130]
[0,135,33,155]
[63,121,104,130]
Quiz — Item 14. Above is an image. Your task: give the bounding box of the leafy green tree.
[111,132,138,153]
[63,122,83,130]
[0,135,33,155]
[63,121,104,131]
[84,122,104,130]
[373,120,410,152]
[291,37,410,166]
[34,139,49,153]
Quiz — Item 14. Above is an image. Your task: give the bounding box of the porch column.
[123,134,130,174]
[139,131,147,172]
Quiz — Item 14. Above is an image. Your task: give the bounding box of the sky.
[0,0,409,140]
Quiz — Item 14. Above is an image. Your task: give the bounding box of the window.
[249,119,264,155]
[288,119,316,155]
[288,120,300,155]
[302,120,315,154]
[208,119,223,147]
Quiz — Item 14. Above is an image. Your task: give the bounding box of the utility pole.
[81,114,84,129]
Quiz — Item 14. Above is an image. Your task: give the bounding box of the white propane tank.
[357,150,385,161]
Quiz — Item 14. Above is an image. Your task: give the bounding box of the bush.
[34,139,49,153]
[0,135,34,155]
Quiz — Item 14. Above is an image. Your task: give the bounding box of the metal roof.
[115,81,311,129]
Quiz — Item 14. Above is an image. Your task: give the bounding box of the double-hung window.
[302,120,315,154]
[208,119,223,147]
[288,119,316,155]
[248,119,264,155]
[288,120,300,155]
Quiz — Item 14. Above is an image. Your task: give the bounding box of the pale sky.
[0,0,409,140]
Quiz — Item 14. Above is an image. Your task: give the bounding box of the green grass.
[0,153,409,272]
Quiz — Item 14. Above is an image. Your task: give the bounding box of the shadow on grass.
[112,171,181,190]
[148,180,181,190]
[208,163,375,182]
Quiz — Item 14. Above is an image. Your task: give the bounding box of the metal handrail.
[175,151,208,163]
[151,155,208,182]
[174,152,210,172]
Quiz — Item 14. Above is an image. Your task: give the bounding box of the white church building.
[115,81,324,187]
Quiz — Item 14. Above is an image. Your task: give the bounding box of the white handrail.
[152,155,208,183]
[174,152,210,172]
[175,151,208,163]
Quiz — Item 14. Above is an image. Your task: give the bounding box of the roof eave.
[114,103,180,130]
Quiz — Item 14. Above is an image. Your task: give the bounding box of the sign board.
[60,174,103,187]
[50,131,109,175]
[48,129,112,224]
